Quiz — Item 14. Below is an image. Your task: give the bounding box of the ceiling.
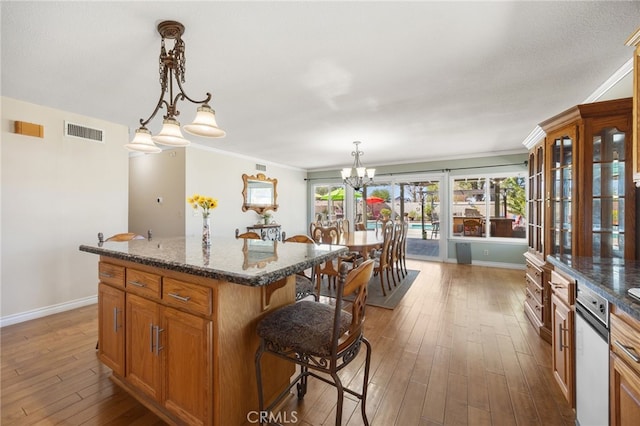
[2,2,639,172]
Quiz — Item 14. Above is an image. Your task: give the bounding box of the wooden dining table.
[338,230,384,260]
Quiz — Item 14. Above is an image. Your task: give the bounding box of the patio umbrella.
[366,196,385,204]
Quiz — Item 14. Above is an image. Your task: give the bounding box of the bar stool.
[255,260,374,426]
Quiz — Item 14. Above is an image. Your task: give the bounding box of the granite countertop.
[547,255,640,321]
[79,236,348,287]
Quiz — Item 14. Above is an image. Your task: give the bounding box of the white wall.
[1,97,129,325]
[184,146,309,238]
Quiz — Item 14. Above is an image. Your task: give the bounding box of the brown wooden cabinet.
[97,282,125,375]
[540,97,634,259]
[610,306,640,425]
[123,270,214,426]
[524,98,635,341]
[523,141,552,341]
[95,256,294,426]
[523,252,551,343]
[625,27,640,186]
[550,270,575,407]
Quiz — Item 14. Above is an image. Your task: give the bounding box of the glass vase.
[202,215,211,247]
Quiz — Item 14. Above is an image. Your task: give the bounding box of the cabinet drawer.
[525,260,543,287]
[163,278,212,317]
[126,269,161,300]
[611,310,640,376]
[525,274,543,304]
[550,270,575,306]
[99,262,125,288]
[525,289,543,322]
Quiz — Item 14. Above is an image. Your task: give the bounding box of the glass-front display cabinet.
[540,97,634,260]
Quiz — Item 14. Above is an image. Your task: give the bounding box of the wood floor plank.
[1,260,576,426]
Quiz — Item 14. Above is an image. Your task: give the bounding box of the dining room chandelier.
[125,20,225,153]
[341,141,375,191]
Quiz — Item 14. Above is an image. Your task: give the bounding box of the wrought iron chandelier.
[341,141,375,191]
[125,20,225,153]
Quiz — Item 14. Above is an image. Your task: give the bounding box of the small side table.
[246,224,282,241]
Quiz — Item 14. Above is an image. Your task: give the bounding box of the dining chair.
[399,220,409,277]
[255,260,375,426]
[392,220,408,280]
[390,221,404,286]
[355,222,366,231]
[235,229,261,239]
[311,225,342,290]
[284,234,318,301]
[370,222,394,296]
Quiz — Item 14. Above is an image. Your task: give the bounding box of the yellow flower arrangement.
[187,194,219,218]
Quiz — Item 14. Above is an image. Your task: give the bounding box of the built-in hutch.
[524,97,635,407]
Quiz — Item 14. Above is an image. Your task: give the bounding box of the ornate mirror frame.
[242,173,279,214]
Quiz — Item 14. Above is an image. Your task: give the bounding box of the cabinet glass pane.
[593,199,601,231]
[562,137,573,166]
[593,135,602,162]
[553,170,561,198]
[553,201,560,228]
[562,231,572,255]
[562,201,571,228]
[593,233,601,257]
[563,167,572,196]
[593,163,602,197]
[617,161,625,194]
[618,199,625,231]
[553,141,561,168]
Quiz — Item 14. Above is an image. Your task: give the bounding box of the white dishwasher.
[575,282,609,426]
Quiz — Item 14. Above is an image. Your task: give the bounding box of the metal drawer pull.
[128,280,146,287]
[615,340,640,363]
[100,272,114,278]
[168,293,191,302]
[149,323,154,353]
[559,325,569,350]
[113,307,120,333]
[154,325,164,355]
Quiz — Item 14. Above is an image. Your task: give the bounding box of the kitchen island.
[80,236,347,426]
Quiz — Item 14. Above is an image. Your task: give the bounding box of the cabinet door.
[161,307,213,426]
[546,128,576,257]
[98,283,124,375]
[583,116,634,259]
[126,293,161,400]
[610,352,640,426]
[551,293,574,406]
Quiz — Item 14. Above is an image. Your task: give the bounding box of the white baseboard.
[0,295,97,328]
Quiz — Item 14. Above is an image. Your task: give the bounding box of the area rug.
[318,269,419,310]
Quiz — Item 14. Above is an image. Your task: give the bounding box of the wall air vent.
[64,121,104,143]
[256,163,267,172]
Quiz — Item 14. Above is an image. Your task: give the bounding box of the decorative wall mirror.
[242,173,278,214]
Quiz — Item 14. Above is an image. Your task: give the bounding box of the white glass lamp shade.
[152,118,190,147]
[341,168,351,179]
[366,168,376,179]
[183,105,226,138]
[125,128,162,153]
[356,167,366,178]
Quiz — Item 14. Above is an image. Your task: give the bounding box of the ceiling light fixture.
[341,141,375,191]
[125,20,225,154]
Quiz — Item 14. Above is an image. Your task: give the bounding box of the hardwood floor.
[1,260,574,425]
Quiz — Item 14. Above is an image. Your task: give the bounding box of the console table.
[246,223,281,241]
